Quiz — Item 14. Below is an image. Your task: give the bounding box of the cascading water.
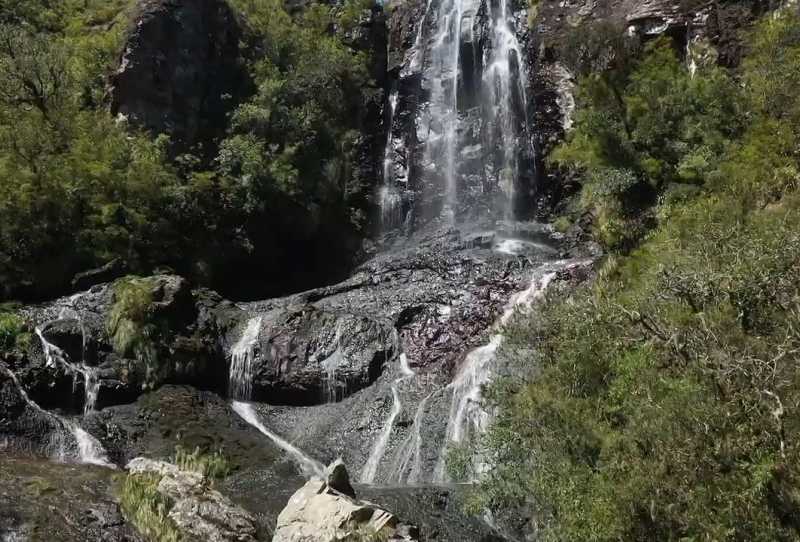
[35,326,100,415]
[232,401,325,478]
[1,366,113,468]
[419,0,468,221]
[360,354,416,484]
[483,0,531,217]
[391,389,439,484]
[433,270,559,482]
[387,0,533,225]
[380,90,405,231]
[229,316,263,401]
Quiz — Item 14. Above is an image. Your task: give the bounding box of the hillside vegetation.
[472,12,800,541]
[0,0,376,300]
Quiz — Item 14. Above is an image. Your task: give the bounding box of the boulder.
[110,0,252,158]
[231,307,395,405]
[273,464,419,542]
[126,457,258,542]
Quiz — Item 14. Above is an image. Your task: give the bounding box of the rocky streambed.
[0,219,594,540]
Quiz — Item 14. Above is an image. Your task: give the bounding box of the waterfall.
[483,0,531,217]
[232,401,325,479]
[1,366,113,468]
[433,270,559,482]
[360,354,416,484]
[229,316,263,401]
[35,326,99,415]
[393,0,533,223]
[421,0,467,221]
[380,90,404,231]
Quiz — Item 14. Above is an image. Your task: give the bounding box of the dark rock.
[110,0,252,158]
[0,457,142,542]
[325,458,356,498]
[71,259,128,292]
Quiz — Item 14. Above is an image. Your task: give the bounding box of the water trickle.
[229,317,263,401]
[392,389,438,484]
[1,366,113,468]
[433,270,558,482]
[232,401,325,478]
[361,354,417,484]
[35,325,100,415]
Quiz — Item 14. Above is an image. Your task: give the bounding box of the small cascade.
[360,354,416,484]
[1,366,113,468]
[229,316,263,401]
[232,401,325,478]
[391,389,438,484]
[320,321,344,403]
[433,270,559,482]
[35,326,99,414]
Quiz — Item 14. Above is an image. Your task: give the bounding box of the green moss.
[118,473,182,542]
[107,276,156,357]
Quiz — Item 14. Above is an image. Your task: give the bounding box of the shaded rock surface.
[110,0,251,158]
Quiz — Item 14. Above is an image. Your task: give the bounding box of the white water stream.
[360,353,416,483]
[433,269,559,482]
[2,365,113,468]
[232,401,325,478]
[229,316,263,401]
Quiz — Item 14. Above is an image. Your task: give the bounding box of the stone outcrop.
[127,457,258,542]
[228,307,395,405]
[273,463,419,542]
[110,0,252,158]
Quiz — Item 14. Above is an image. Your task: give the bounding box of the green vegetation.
[173,445,232,480]
[118,449,232,541]
[0,0,379,301]
[107,277,156,358]
[0,311,29,351]
[119,473,182,542]
[474,11,800,541]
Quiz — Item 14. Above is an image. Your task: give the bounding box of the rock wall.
[383,0,787,220]
[110,0,252,159]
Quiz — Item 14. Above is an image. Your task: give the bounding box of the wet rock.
[235,307,395,405]
[127,457,258,542]
[273,467,419,542]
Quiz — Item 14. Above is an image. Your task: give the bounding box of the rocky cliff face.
[110,0,252,159]
[383,0,784,220]
[522,0,783,213]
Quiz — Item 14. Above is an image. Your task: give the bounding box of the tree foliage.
[0,0,379,300]
[478,11,800,541]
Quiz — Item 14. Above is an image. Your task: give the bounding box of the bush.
[118,473,181,542]
[476,11,800,541]
[0,312,27,351]
[173,446,232,481]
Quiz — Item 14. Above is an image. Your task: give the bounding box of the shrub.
[173,446,232,481]
[118,473,181,542]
